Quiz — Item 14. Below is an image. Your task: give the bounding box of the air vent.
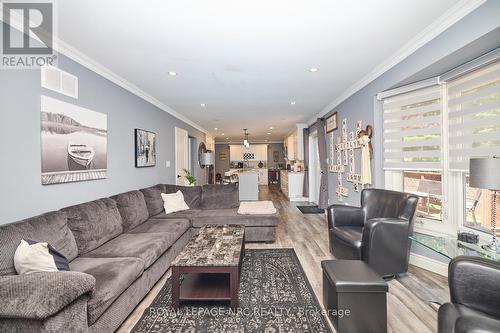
[41,66,78,99]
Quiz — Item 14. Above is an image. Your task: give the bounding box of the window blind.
[382,85,442,170]
[448,61,500,171]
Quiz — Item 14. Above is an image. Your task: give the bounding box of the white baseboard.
[409,253,449,277]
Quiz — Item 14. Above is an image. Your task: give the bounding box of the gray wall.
[267,143,285,169]
[0,53,206,224]
[215,144,231,177]
[321,0,500,207]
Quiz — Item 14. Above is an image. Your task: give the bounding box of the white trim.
[308,0,486,125]
[409,253,449,277]
[376,77,440,100]
[215,140,283,144]
[1,11,209,135]
[441,47,500,81]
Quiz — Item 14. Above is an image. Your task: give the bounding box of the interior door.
[175,127,189,185]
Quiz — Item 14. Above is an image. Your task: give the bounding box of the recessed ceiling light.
[200,103,206,107]
[168,71,177,76]
[309,68,319,72]
[226,137,229,140]
[221,133,225,136]
[267,132,271,135]
[214,127,218,131]
[269,126,274,130]
[290,101,296,105]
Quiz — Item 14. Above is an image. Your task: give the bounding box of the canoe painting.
[41,96,107,185]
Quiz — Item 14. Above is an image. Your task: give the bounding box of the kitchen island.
[225,169,259,200]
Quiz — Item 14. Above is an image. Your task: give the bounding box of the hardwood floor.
[118,185,449,333]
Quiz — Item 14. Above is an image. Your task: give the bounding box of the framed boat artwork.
[135,129,156,167]
[41,96,107,185]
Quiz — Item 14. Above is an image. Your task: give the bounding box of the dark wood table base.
[171,265,241,309]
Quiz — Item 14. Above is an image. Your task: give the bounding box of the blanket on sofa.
[237,201,276,215]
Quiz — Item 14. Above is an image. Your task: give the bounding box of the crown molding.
[0,8,209,135]
[215,140,283,145]
[307,0,487,125]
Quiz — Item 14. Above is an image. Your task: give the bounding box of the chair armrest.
[449,256,500,319]
[0,271,95,320]
[327,205,363,229]
[361,218,411,275]
[455,315,500,333]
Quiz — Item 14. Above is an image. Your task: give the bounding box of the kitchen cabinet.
[284,124,307,161]
[230,144,267,161]
[280,170,306,201]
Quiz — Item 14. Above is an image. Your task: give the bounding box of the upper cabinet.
[230,144,267,161]
[285,124,307,161]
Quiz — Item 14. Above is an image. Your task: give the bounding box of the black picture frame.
[326,112,338,133]
[135,128,156,168]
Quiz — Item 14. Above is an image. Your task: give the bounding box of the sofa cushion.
[200,184,239,209]
[129,218,190,237]
[140,185,165,217]
[153,209,201,221]
[164,185,202,209]
[70,256,144,324]
[61,198,123,255]
[0,211,78,275]
[81,232,173,268]
[192,209,278,227]
[111,190,149,232]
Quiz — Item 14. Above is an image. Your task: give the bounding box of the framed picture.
[41,96,107,185]
[135,129,156,167]
[326,112,338,133]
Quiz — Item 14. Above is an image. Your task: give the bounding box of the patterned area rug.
[132,248,332,333]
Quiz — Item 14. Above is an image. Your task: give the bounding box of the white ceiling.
[56,0,462,142]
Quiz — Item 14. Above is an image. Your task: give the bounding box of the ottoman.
[321,260,389,333]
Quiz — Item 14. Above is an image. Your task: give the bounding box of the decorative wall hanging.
[326,112,338,133]
[135,129,156,167]
[219,153,226,160]
[41,95,107,185]
[329,118,372,201]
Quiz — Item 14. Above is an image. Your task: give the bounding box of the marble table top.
[172,225,245,267]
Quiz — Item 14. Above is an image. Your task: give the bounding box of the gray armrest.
[0,271,95,320]
[455,315,500,333]
[449,256,500,319]
[327,205,363,229]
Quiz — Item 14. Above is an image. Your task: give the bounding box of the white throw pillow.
[161,190,190,214]
[14,239,70,275]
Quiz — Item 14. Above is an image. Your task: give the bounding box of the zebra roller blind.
[382,85,442,170]
[448,61,500,171]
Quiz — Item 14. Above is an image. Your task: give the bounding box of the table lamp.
[470,156,500,253]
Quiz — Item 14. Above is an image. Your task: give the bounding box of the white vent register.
[41,66,78,99]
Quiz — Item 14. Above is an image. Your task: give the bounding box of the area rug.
[131,248,332,333]
[297,205,325,214]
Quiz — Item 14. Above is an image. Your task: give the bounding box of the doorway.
[309,131,321,204]
[175,127,189,185]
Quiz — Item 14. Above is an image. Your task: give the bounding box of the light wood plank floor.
[118,185,449,333]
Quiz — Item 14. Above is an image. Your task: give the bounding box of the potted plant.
[183,168,196,186]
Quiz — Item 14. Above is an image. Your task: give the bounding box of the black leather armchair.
[327,188,418,277]
[439,256,500,333]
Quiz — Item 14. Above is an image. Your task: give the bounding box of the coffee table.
[171,225,245,309]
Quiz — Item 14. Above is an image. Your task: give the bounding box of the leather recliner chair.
[327,188,418,277]
[439,256,500,333]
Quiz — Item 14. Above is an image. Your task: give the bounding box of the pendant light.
[243,129,250,148]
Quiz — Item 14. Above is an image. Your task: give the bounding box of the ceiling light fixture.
[243,129,250,148]
[200,103,206,107]
[168,71,177,76]
[269,126,274,130]
[214,128,218,131]
[309,68,319,72]
[290,101,296,105]
[221,133,225,136]
[267,132,271,135]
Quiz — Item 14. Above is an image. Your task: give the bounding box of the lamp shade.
[470,157,500,190]
[200,152,215,166]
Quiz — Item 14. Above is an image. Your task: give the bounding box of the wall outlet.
[166,161,171,168]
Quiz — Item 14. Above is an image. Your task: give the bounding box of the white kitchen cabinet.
[280,170,306,201]
[284,124,307,161]
[230,145,243,161]
[230,144,267,161]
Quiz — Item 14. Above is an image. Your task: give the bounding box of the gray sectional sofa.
[0,183,278,333]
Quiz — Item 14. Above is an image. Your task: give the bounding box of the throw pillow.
[161,190,190,214]
[14,239,70,275]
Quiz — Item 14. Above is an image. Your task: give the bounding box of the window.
[381,60,500,235]
[464,175,500,236]
[404,171,442,221]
